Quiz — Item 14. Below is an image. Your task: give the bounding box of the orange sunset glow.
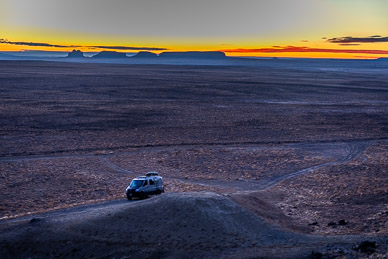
[1,0,388,59]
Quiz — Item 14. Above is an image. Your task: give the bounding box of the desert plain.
[0,59,387,258]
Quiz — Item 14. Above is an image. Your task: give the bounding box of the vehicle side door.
[142,179,150,193]
[148,178,156,193]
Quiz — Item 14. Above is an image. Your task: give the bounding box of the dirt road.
[1,139,386,258]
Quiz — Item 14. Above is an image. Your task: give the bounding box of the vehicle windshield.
[130,179,144,189]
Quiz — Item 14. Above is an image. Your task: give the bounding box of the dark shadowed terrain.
[0,60,387,258]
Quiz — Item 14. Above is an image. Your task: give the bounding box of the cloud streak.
[221,46,388,55]
[90,45,167,51]
[327,36,388,44]
[0,39,80,48]
[339,43,360,46]
[0,39,167,51]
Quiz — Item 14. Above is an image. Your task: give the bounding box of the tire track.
[100,157,134,174]
[258,141,370,190]
[166,141,374,191]
[1,137,386,161]
[0,140,381,225]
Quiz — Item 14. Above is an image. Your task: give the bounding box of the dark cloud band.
[90,45,167,51]
[0,39,79,48]
[328,36,388,43]
[0,38,167,51]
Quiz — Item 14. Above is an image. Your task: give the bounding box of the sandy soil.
[0,60,387,258]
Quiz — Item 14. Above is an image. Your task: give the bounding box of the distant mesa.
[67,50,84,58]
[159,51,226,59]
[133,51,158,58]
[133,51,226,59]
[92,51,127,59]
[376,57,388,61]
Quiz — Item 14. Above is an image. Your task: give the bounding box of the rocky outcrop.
[67,50,84,58]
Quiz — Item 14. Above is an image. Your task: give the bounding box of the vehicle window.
[149,179,155,185]
[143,180,148,186]
[130,180,144,189]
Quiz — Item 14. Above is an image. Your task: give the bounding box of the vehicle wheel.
[156,190,162,195]
[126,194,132,200]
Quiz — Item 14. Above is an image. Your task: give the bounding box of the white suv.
[125,172,164,200]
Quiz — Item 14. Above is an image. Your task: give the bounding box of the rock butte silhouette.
[87,51,227,59]
[159,51,226,59]
[67,50,84,58]
[132,51,227,59]
[132,51,158,58]
[92,51,127,58]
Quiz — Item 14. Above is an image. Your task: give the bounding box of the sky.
[1,0,388,59]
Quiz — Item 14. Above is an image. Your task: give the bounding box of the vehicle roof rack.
[146,172,159,177]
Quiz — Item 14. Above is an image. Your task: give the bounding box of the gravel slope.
[1,192,386,258]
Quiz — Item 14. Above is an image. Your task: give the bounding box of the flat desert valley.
[0,59,387,258]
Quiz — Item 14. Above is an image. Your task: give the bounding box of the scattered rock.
[354,241,376,253]
[311,251,322,259]
[328,222,337,227]
[309,221,319,226]
[338,219,347,225]
[29,218,43,224]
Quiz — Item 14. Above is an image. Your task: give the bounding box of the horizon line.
[1,50,387,60]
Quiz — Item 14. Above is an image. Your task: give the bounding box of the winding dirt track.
[0,137,383,162]
[0,138,381,226]
[258,140,371,190]
[1,139,387,258]
[98,139,376,192]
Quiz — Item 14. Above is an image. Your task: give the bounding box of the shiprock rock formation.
[159,51,226,59]
[133,51,158,58]
[92,51,127,59]
[67,50,85,58]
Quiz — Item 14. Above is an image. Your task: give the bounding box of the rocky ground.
[0,60,387,258]
[271,141,388,236]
